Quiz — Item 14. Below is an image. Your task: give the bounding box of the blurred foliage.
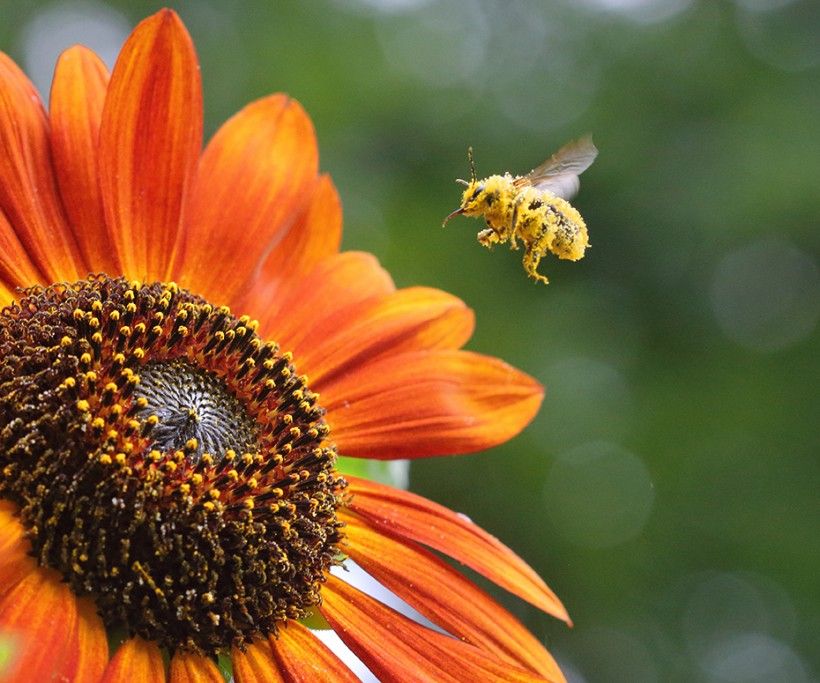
[1,0,818,680]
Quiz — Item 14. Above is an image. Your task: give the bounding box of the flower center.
[134,359,258,463]
[0,276,345,654]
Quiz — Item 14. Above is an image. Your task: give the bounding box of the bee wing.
[514,135,598,200]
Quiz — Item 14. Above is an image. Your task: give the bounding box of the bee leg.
[477,227,499,248]
[509,204,521,250]
[522,244,549,285]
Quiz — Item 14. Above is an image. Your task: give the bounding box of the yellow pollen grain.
[91,300,103,313]
[203,501,215,512]
[224,449,236,462]
[91,417,105,430]
[76,399,90,412]
[115,453,126,465]
[133,348,145,360]
[185,438,198,452]
[60,336,73,347]
[80,353,92,365]
[99,454,112,465]
[62,377,76,389]
[85,371,97,382]
[91,332,103,345]
[208,489,221,500]
[191,473,203,486]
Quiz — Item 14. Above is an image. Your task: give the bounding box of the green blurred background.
[1,1,818,681]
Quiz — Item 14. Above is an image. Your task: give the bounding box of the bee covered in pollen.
[442,135,598,284]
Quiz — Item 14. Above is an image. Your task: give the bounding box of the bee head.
[441,147,483,226]
[459,181,486,213]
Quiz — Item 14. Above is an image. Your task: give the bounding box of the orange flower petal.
[232,640,285,683]
[255,174,342,293]
[50,45,117,276]
[0,53,84,282]
[0,502,35,600]
[268,621,358,682]
[176,94,317,305]
[0,208,43,307]
[63,597,109,683]
[169,650,224,682]
[294,286,474,387]
[100,637,165,683]
[253,251,394,346]
[345,476,571,624]
[341,512,566,681]
[98,9,202,283]
[0,568,78,682]
[324,349,543,459]
[320,574,547,683]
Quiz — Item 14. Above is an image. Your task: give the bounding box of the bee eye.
[470,186,484,201]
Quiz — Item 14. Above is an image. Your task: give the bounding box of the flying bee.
[442,135,598,284]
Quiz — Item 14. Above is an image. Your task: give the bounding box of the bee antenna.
[467,146,477,183]
[455,178,469,187]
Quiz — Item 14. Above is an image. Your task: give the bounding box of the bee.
[442,135,598,284]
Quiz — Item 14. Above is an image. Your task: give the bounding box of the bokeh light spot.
[534,357,634,452]
[544,441,654,548]
[710,237,820,352]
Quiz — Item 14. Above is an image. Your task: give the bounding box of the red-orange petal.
[98,9,202,283]
[0,52,84,283]
[255,174,342,293]
[324,349,543,459]
[320,574,547,683]
[0,568,78,682]
[293,286,474,387]
[253,251,394,346]
[169,650,224,682]
[0,208,44,307]
[232,640,285,683]
[341,511,566,681]
[0,502,35,601]
[100,637,166,683]
[176,94,317,306]
[63,597,109,683]
[50,45,117,276]
[268,621,359,682]
[345,476,571,624]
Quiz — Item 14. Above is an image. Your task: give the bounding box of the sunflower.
[0,9,569,682]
